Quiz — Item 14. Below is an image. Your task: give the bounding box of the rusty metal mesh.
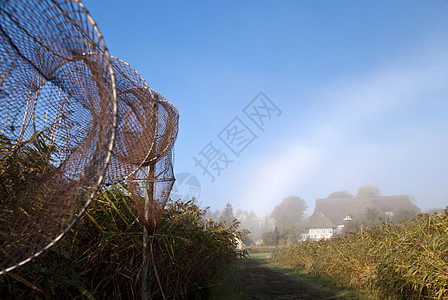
[0,0,178,275]
[100,55,179,247]
[0,0,118,274]
[126,91,178,237]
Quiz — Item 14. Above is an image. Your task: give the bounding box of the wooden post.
[142,163,154,300]
[142,93,158,300]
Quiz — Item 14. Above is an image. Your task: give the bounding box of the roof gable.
[305,211,337,228]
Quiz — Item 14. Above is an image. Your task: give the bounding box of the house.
[302,211,337,240]
[303,186,419,240]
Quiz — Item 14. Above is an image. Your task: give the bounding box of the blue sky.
[83,0,448,214]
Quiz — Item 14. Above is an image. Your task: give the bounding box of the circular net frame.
[98,55,179,253]
[0,0,118,274]
[125,90,178,238]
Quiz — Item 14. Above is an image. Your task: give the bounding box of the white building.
[303,211,337,241]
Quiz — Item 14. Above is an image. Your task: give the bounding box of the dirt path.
[238,256,344,300]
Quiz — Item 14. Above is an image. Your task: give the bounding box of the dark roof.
[305,211,337,228]
[312,194,419,226]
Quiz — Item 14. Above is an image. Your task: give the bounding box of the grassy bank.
[273,210,448,299]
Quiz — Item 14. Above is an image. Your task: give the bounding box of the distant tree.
[274,226,280,246]
[235,210,246,223]
[392,208,419,223]
[243,211,259,240]
[219,202,236,225]
[262,231,276,246]
[357,185,381,197]
[245,211,259,230]
[259,213,274,236]
[355,207,385,226]
[205,208,220,222]
[234,209,262,243]
[262,226,280,246]
[235,209,246,222]
[271,196,307,227]
[277,224,302,246]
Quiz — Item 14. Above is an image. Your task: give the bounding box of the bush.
[262,231,277,246]
[262,225,302,246]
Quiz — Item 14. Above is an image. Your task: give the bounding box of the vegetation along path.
[211,252,364,300]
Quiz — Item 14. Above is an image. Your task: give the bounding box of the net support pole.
[142,163,154,300]
[143,94,158,300]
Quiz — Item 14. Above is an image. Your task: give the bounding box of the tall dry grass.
[0,184,244,299]
[1,132,245,299]
[273,210,448,299]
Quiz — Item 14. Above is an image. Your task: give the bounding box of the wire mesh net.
[97,55,179,249]
[0,0,179,276]
[125,92,178,261]
[0,0,118,274]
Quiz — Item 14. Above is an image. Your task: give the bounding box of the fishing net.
[95,55,179,260]
[0,0,179,276]
[0,0,118,274]
[125,91,178,262]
